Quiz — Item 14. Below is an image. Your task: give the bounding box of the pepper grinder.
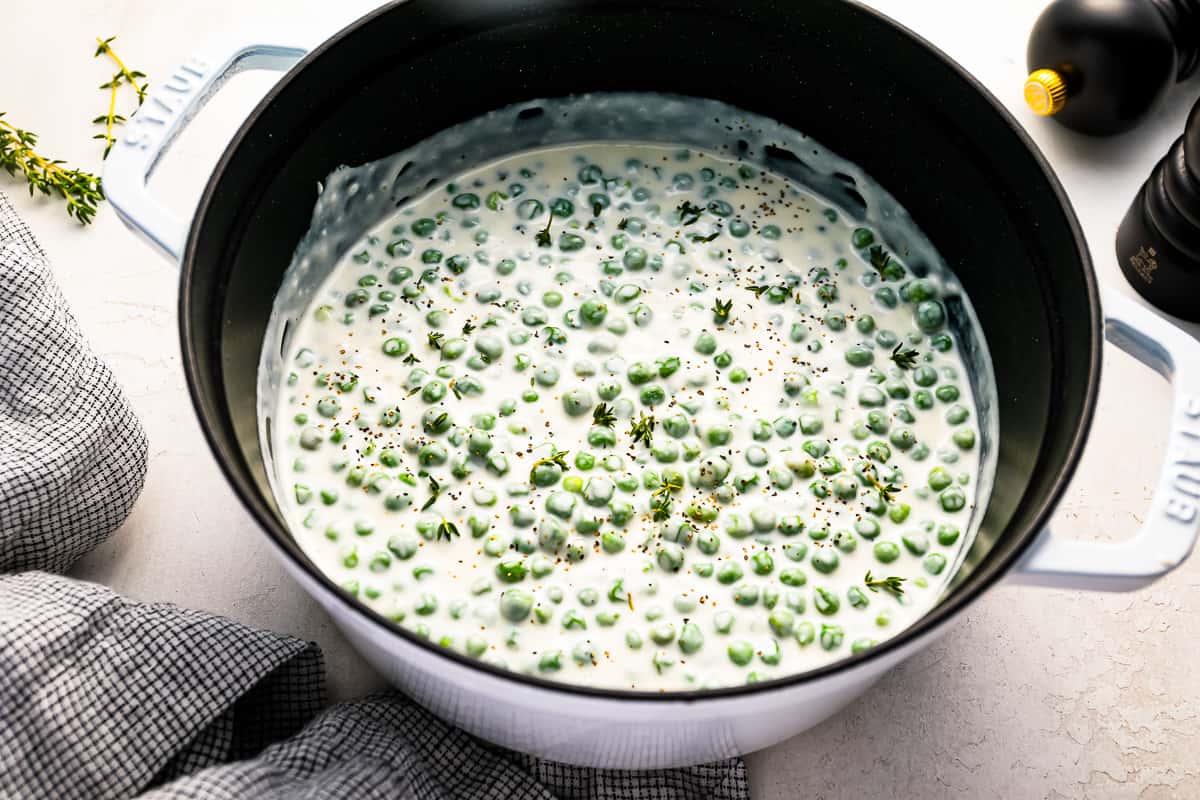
[1024,0,1200,136]
[1117,95,1200,320]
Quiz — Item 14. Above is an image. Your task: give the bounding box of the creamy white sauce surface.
[271,143,984,690]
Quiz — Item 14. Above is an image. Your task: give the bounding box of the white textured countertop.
[6,0,1200,795]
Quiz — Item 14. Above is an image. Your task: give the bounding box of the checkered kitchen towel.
[0,192,749,798]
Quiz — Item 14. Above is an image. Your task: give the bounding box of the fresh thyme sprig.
[890,343,920,370]
[650,473,683,518]
[629,413,656,448]
[93,36,148,158]
[676,200,704,225]
[436,519,460,542]
[690,230,720,243]
[866,470,900,504]
[535,209,555,247]
[868,244,890,276]
[868,244,905,281]
[427,331,445,350]
[712,297,733,324]
[592,402,617,428]
[746,283,788,299]
[864,571,906,598]
[420,474,441,511]
[0,116,104,225]
[650,493,673,521]
[461,320,476,335]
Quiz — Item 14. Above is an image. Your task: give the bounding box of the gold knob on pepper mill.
[1024,68,1068,116]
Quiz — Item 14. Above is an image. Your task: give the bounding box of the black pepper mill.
[1024,0,1200,135]
[1117,95,1200,320]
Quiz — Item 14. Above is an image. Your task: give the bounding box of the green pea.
[717,563,744,585]
[924,553,948,575]
[946,405,970,425]
[855,518,881,540]
[555,388,591,417]
[845,345,874,367]
[648,623,676,645]
[751,551,775,575]
[915,299,947,332]
[640,384,667,406]
[874,541,901,563]
[578,299,608,325]
[889,428,916,451]
[813,587,840,616]
[928,467,953,491]
[600,532,625,553]
[799,414,823,435]
[937,524,961,546]
[768,609,796,637]
[677,622,704,654]
[940,486,967,512]
[812,548,840,574]
[723,514,752,539]
[728,641,754,666]
[499,589,533,621]
[953,428,976,450]
[820,624,845,651]
[694,331,718,355]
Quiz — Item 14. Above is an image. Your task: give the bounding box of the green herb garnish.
[436,519,460,542]
[421,475,441,511]
[650,494,673,521]
[746,283,787,299]
[93,36,148,158]
[676,200,704,226]
[402,353,420,365]
[535,209,555,247]
[629,413,656,448]
[617,218,630,230]
[592,403,617,428]
[712,297,733,324]
[461,320,477,335]
[427,331,445,350]
[864,571,906,598]
[690,230,720,243]
[0,116,103,225]
[649,475,680,521]
[529,449,570,484]
[890,343,920,370]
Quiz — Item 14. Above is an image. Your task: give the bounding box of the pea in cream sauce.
[272,143,983,690]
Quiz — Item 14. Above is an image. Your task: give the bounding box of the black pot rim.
[178,0,1102,703]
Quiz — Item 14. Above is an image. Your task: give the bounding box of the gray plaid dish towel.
[0,192,749,799]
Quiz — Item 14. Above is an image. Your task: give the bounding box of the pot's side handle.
[1012,289,1200,592]
[103,43,308,262]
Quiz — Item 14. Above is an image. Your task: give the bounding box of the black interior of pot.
[181,0,1100,694]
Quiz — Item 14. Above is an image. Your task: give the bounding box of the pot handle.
[1011,288,1200,591]
[103,43,308,262]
